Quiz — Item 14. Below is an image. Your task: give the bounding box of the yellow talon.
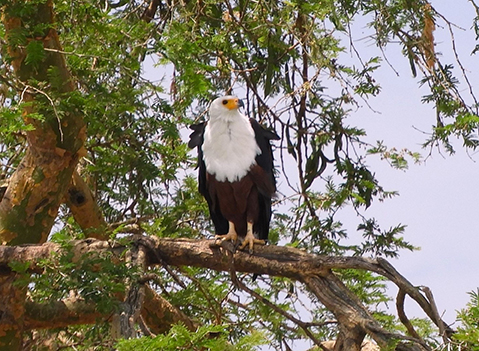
[238,222,265,253]
[215,221,238,244]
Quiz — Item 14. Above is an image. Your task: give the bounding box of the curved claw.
[214,233,238,254]
[215,231,238,246]
[238,224,265,254]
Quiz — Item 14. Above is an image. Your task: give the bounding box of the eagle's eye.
[222,100,228,105]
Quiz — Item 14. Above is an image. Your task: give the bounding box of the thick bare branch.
[66,171,108,240]
[303,274,429,351]
[142,284,198,334]
[303,273,369,351]
[396,289,422,340]
[0,273,25,350]
[111,243,147,340]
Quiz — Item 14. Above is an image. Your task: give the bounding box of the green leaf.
[24,40,45,66]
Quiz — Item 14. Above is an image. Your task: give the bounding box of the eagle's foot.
[238,231,265,254]
[215,231,238,245]
[214,221,239,250]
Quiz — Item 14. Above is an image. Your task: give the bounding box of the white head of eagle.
[202,96,261,182]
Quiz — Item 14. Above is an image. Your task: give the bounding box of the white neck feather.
[202,112,260,182]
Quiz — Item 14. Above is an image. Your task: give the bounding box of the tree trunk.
[0,1,85,348]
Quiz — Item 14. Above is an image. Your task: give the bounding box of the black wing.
[249,119,280,241]
[188,123,229,235]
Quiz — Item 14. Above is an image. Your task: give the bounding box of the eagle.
[188,95,279,252]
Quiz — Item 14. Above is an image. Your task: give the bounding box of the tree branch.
[112,242,149,340]
[66,171,108,240]
[23,289,197,334]
[396,289,421,340]
[24,297,107,330]
[0,237,453,350]
[141,283,198,334]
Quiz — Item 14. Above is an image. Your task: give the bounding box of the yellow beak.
[224,98,244,110]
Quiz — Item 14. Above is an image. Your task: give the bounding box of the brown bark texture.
[65,171,108,240]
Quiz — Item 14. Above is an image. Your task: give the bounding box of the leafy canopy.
[1,0,478,349]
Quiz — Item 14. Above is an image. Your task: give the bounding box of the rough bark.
[141,283,198,334]
[23,288,197,334]
[0,273,26,351]
[302,273,369,351]
[111,244,148,340]
[66,171,107,240]
[303,274,428,350]
[0,237,453,350]
[310,340,379,351]
[24,297,106,330]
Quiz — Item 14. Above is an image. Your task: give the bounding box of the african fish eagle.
[188,95,279,252]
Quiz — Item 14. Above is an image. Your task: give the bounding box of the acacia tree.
[0,0,477,350]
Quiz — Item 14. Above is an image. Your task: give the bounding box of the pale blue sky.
[343,0,479,324]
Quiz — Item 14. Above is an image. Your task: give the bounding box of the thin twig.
[438,11,478,112]
[20,84,64,142]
